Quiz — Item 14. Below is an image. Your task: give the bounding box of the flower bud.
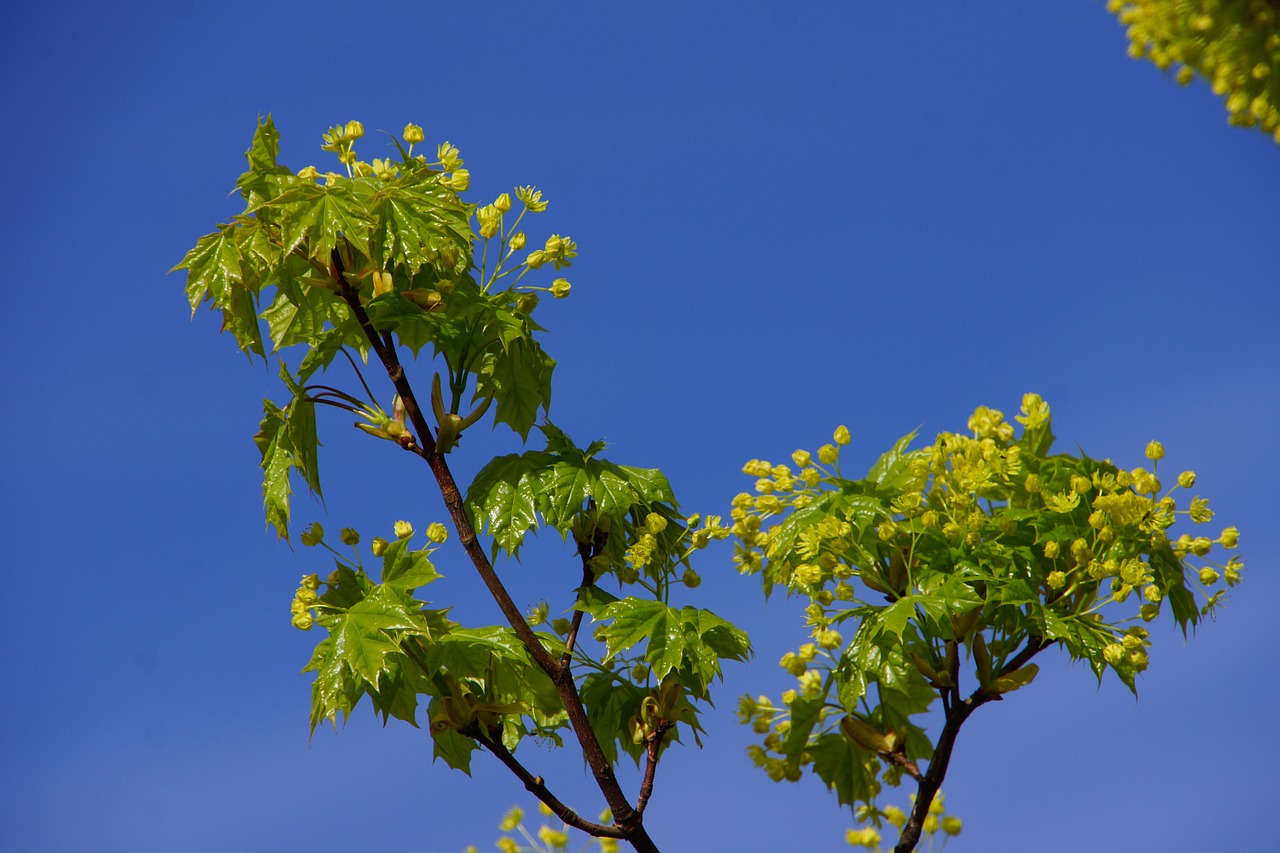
[340,528,360,545]
[538,826,569,848]
[818,443,839,464]
[550,278,571,299]
[394,520,414,539]
[833,425,851,445]
[300,523,324,547]
[437,142,462,171]
[516,292,539,314]
[446,169,470,192]
[682,568,701,588]
[371,536,389,557]
[1199,566,1220,585]
[515,185,549,212]
[508,231,527,250]
[476,204,501,239]
[1145,440,1164,461]
[426,522,448,543]
[1178,470,1196,488]
[402,123,424,144]
[1219,526,1239,548]
[291,612,314,631]
[493,192,512,212]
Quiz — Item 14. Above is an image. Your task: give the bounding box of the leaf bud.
[840,715,891,753]
[988,663,1039,695]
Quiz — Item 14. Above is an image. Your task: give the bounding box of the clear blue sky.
[2,2,1276,851]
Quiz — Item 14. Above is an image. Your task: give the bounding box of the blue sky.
[2,2,1277,851]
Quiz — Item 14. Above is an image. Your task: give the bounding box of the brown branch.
[466,726,626,839]
[636,721,673,815]
[562,521,606,667]
[893,637,1054,853]
[327,250,657,851]
[878,749,923,783]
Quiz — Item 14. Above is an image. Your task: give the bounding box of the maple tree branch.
[466,726,626,840]
[328,247,655,851]
[636,722,673,816]
[894,637,1054,853]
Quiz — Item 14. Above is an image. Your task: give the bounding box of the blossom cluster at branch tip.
[1108,0,1280,142]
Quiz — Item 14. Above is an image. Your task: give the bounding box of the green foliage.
[1109,0,1280,142]
[177,118,752,853]
[175,116,564,537]
[731,394,1243,820]
[180,118,1243,853]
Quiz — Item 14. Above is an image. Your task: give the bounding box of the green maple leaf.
[367,181,472,275]
[266,180,374,263]
[252,363,321,539]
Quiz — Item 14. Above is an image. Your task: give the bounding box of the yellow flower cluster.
[1109,0,1280,141]
[290,574,320,631]
[732,394,1245,671]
